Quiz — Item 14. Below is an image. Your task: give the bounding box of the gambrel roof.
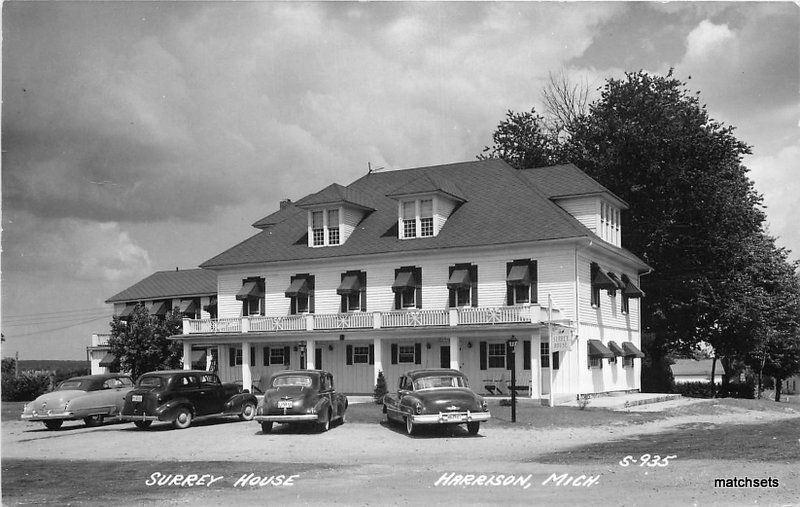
[202,159,645,269]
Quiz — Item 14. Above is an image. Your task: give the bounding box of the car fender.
[223,393,258,413]
[399,395,423,416]
[155,398,196,421]
[313,396,331,418]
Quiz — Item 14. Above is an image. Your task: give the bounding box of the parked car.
[383,369,490,435]
[21,374,134,430]
[119,370,258,430]
[254,370,347,433]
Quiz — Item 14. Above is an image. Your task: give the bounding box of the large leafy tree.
[108,304,184,380]
[483,70,793,388]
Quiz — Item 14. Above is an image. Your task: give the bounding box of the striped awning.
[149,301,169,316]
[284,277,310,298]
[506,263,531,285]
[623,277,645,298]
[622,342,645,358]
[607,341,625,357]
[236,281,264,301]
[119,305,136,318]
[179,299,198,315]
[337,274,362,295]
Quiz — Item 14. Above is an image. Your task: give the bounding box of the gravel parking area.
[3,399,799,505]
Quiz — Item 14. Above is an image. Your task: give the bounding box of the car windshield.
[136,376,164,388]
[413,375,469,390]
[272,375,313,388]
[57,379,92,391]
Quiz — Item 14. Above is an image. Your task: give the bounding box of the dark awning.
[149,301,169,316]
[284,277,310,298]
[392,270,417,293]
[591,264,618,290]
[447,268,471,289]
[622,342,645,358]
[179,299,198,314]
[236,281,264,301]
[336,274,362,295]
[623,277,645,298]
[99,352,116,367]
[506,263,531,285]
[588,339,615,359]
[607,341,625,357]
[203,297,217,312]
[119,305,136,318]
[191,350,206,363]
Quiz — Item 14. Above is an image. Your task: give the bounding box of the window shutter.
[263,347,270,366]
[470,265,478,307]
[448,266,455,307]
[346,345,353,365]
[391,343,398,364]
[283,346,290,366]
[360,272,367,312]
[340,273,347,313]
[242,300,248,317]
[229,347,236,367]
[506,262,514,305]
[309,275,315,314]
[250,347,255,367]
[523,340,531,370]
[414,343,422,365]
[369,344,375,365]
[393,269,401,310]
[479,341,487,370]
[530,260,538,304]
[415,267,422,309]
[553,351,560,370]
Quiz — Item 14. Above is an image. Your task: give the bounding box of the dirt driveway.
[3,399,799,505]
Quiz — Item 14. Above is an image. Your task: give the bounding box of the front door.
[315,348,323,370]
[440,346,450,369]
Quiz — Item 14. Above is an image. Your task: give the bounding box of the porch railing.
[182,303,564,335]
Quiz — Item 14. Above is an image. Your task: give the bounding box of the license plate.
[443,413,464,422]
[132,395,142,403]
[277,401,292,409]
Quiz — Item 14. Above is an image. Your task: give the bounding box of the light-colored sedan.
[21,374,134,430]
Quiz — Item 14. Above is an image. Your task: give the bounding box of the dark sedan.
[254,370,347,433]
[383,369,490,435]
[119,370,258,430]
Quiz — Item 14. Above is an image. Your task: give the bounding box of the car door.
[197,374,225,415]
[319,373,334,417]
[174,374,204,415]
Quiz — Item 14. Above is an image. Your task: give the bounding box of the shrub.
[576,394,591,410]
[2,371,52,402]
[373,371,388,404]
[672,381,755,399]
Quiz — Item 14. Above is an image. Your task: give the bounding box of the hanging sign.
[550,325,576,352]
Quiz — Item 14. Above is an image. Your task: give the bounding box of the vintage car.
[119,370,258,430]
[383,369,490,435]
[21,374,134,430]
[254,370,348,433]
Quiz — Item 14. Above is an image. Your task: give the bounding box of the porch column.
[305,338,315,370]
[449,335,460,370]
[182,341,192,370]
[242,341,252,392]
[531,330,541,399]
[373,337,383,386]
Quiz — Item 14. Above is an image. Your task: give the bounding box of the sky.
[2,2,798,360]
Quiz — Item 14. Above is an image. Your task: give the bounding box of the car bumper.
[119,414,161,422]
[21,412,73,421]
[254,414,318,423]
[411,411,491,425]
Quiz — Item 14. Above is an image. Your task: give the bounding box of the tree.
[479,108,559,169]
[373,370,388,404]
[108,304,184,380]
[541,69,589,141]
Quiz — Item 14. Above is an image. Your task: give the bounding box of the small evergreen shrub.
[373,370,388,404]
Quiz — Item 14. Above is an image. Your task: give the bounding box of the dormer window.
[327,209,340,245]
[419,199,433,237]
[308,208,342,247]
[600,201,621,245]
[312,211,325,246]
[399,198,435,239]
[402,201,416,238]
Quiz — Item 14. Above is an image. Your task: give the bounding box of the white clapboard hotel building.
[104,159,649,405]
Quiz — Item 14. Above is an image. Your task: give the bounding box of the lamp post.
[507,336,518,423]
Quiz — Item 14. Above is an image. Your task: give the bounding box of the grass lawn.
[2,402,25,423]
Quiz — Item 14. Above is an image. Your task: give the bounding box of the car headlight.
[415,402,423,415]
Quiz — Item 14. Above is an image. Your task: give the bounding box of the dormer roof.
[386,173,466,202]
[294,183,375,211]
[520,163,628,209]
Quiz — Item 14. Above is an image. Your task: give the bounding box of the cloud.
[684,20,735,62]
[2,211,152,283]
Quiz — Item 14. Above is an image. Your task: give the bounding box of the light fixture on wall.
[467,342,472,348]
[328,344,333,351]
[339,334,345,341]
[426,343,431,349]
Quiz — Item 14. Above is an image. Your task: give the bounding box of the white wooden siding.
[555,196,599,234]
[434,196,457,235]
[340,205,363,245]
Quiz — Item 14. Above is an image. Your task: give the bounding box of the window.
[239,277,265,317]
[623,356,634,368]
[294,295,309,314]
[506,259,538,305]
[339,271,366,312]
[621,294,630,314]
[589,356,602,368]
[232,348,243,366]
[287,275,314,315]
[448,264,477,307]
[312,211,325,246]
[514,284,530,304]
[552,351,560,370]
[402,201,416,238]
[400,287,416,308]
[269,347,285,366]
[609,355,617,365]
[419,199,433,237]
[455,287,471,306]
[327,209,340,245]
[345,292,361,312]
[393,267,421,310]
[488,343,506,368]
[352,346,370,364]
[398,345,416,363]
[200,374,221,386]
[540,342,550,368]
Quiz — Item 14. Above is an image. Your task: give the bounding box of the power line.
[1,311,113,328]
[2,314,112,338]
[2,306,111,320]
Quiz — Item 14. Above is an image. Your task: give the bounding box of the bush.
[373,371,388,404]
[672,381,755,399]
[2,371,52,401]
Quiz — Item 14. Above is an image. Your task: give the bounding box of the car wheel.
[467,422,480,435]
[134,420,152,429]
[43,420,63,430]
[239,402,256,421]
[318,410,331,432]
[261,422,273,434]
[83,415,104,427]
[405,416,416,435]
[173,408,193,429]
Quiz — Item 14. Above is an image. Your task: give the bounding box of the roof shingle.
[106,269,217,303]
[519,163,628,208]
